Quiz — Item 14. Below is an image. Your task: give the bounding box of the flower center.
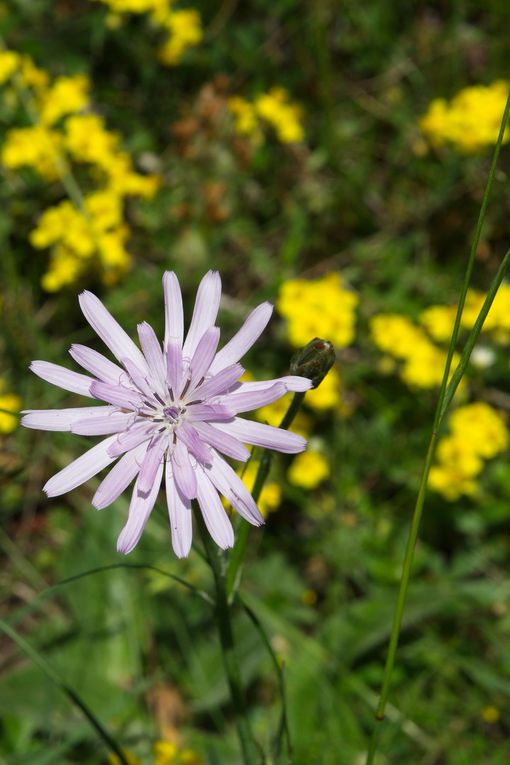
[163,405,180,421]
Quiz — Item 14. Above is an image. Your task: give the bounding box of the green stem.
[365,88,510,765]
[226,391,306,600]
[195,507,259,765]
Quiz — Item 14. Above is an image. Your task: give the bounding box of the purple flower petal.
[235,375,312,394]
[193,421,250,462]
[189,326,220,390]
[163,271,184,348]
[72,411,135,436]
[221,382,286,413]
[30,360,94,397]
[177,422,212,465]
[182,271,221,361]
[166,338,183,398]
[108,422,153,458]
[93,443,148,510]
[79,290,149,372]
[121,357,157,400]
[209,302,273,375]
[116,461,164,554]
[206,451,264,526]
[69,344,130,387]
[137,322,167,396]
[21,406,113,432]
[165,460,193,558]
[216,417,306,453]
[191,363,244,401]
[137,435,167,494]
[186,403,234,422]
[90,380,143,409]
[43,435,118,497]
[171,437,197,500]
[196,466,234,549]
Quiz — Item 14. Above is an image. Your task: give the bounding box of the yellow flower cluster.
[109,740,202,765]
[92,0,203,65]
[370,313,460,389]
[277,273,358,349]
[287,450,330,489]
[429,402,508,500]
[238,461,281,516]
[228,87,304,144]
[0,380,21,434]
[419,81,510,153]
[0,51,160,291]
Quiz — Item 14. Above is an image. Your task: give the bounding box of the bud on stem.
[290,337,336,388]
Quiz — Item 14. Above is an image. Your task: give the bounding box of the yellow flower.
[2,125,62,180]
[64,113,120,167]
[429,402,508,500]
[228,96,260,138]
[0,390,21,434]
[288,450,329,489]
[419,304,456,342]
[108,750,141,765]
[38,74,90,125]
[420,81,510,153]
[0,50,20,84]
[158,9,203,65]
[254,87,304,143]
[278,273,358,349]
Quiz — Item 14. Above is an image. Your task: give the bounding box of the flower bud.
[290,338,336,388]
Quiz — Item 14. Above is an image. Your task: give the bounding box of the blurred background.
[2,1,510,763]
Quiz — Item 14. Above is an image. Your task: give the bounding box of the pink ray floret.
[22,271,311,557]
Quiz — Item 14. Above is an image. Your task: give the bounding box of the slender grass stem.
[195,507,259,765]
[364,88,510,765]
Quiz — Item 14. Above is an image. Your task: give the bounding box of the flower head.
[23,271,311,556]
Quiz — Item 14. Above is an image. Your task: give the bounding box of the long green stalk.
[195,507,259,765]
[365,88,510,765]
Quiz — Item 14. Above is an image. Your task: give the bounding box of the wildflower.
[429,401,508,500]
[23,272,311,556]
[481,706,500,724]
[278,273,358,348]
[419,81,510,153]
[0,382,21,434]
[158,9,203,66]
[288,450,329,489]
[254,87,304,143]
[38,74,90,126]
[0,50,19,84]
[304,366,341,411]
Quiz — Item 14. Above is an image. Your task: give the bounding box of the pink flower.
[23,271,310,557]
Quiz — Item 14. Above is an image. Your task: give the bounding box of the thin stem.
[365,88,510,765]
[226,391,306,600]
[195,507,259,765]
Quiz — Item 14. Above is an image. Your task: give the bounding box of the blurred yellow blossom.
[0,383,21,434]
[92,0,203,65]
[370,313,459,389]
[228,87,304,144]
[429,402,508,500]
[2,125,62,180]
[419,81,509,153]
[0,50,19,84]
[0,51,159,290]
[288,450,329,489]
[38,74,90,125]
[158,10,203,66]
[278,273,358,348]
[481,706,500,724]
[419,304,457,343]
[108,750,141,765]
